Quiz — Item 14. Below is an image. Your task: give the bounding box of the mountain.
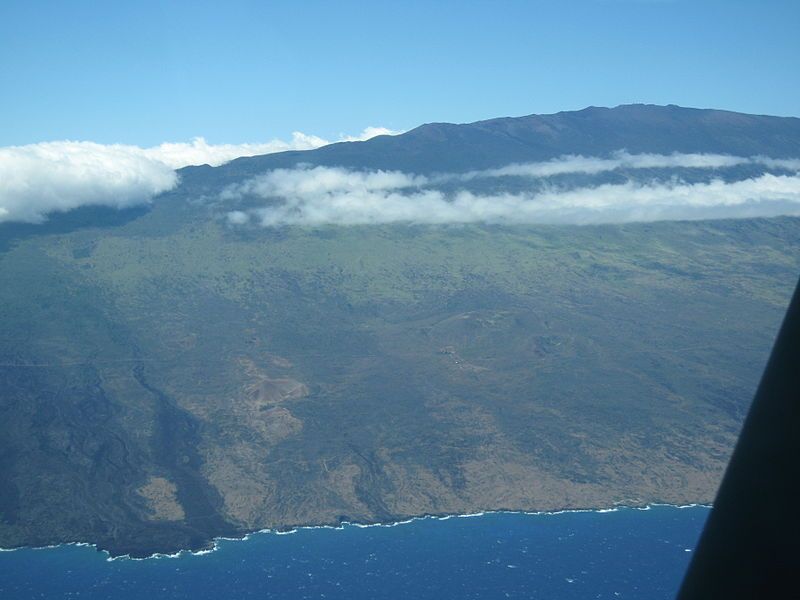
[0,105,799,557]
[184,104,800,184]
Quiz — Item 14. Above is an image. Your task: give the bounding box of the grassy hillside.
[0,202,797,555]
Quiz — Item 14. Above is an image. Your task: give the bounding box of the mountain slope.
[0,105,799,557]
[192,104,800,184]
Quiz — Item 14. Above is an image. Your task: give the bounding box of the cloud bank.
[0,127,401,223]
[0,142,179,223]
[3,136,798,226]
[224,161,800,227]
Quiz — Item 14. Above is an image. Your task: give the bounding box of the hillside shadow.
[0,205,150,252]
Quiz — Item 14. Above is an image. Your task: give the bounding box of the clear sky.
[1,0,798,146]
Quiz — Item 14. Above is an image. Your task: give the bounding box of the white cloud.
[338,127,403,143]
[755,157,800,171]
[142,133,329,169]
[3,138,798,226]
[227,163,800,227]
[222,165,426,201]
[0,141,178,224]
[0,127,402,224]
[226,210,250,225]
[143,127,402,169]
[449,151,787,182]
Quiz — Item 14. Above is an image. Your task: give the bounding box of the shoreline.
[0,502,712,562]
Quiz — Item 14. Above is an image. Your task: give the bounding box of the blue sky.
[1,0,798,146]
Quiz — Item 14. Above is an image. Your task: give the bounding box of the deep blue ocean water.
[0,505,709,599]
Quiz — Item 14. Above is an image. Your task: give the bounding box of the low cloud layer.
[224,159,800,227]
[0,127,400,224]
[0,142,178,223]
[449,151,800,182]
[4,142,799,225]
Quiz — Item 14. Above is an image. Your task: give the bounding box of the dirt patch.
[240,358,309,406]
[137,477,186,521]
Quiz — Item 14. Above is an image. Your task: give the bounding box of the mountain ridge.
[181,104,800,184]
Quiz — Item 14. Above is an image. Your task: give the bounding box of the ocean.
[0,505,709,599]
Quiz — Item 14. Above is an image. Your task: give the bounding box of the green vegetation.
[0,201,798,556]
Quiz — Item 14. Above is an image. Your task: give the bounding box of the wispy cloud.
[337,127,401,144]
[144,127,402,169]
[0,127,401,223]
[221,165,425,200]
[142,133,329,169]
[448,151,800,182]
[225,159,800,227]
